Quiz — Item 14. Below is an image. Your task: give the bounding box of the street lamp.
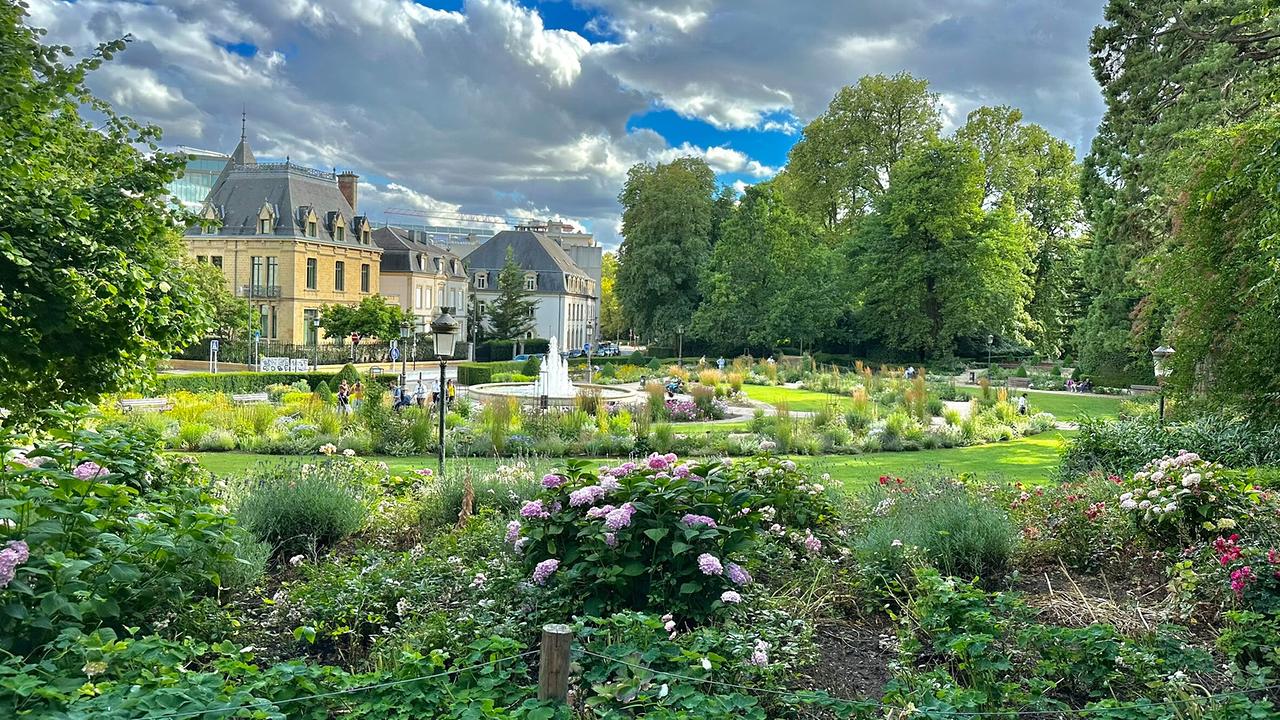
[399,321,411,402]
[677,325,684,367]
[586,317,596,385]
[987,334,994,371]
[311,317,322,371]
[1152,345,1175,423]
[431,307,460,477]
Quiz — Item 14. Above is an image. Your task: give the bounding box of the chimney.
[337,171,359,213]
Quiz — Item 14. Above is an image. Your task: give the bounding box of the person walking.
[446,379,456,408]
[336,381,351,415]
[1018,393,1029,416]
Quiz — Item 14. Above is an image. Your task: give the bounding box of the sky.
[27,0,1107,246]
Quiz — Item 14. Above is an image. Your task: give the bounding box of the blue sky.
[30,0,1107,245]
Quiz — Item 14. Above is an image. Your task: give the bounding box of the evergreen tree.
[487,247,537,345]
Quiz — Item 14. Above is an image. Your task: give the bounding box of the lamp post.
[677,325,684,367]
[586,317,596,385]
[399,321,411,401]
[311,317,321,371]
[431,307,460,477]
[987,334,994,372]
[1152,345,1175,424]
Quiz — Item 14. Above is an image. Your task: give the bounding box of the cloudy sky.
[28,0,1106,245]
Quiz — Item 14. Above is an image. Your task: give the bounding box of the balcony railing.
[238,285,281,298]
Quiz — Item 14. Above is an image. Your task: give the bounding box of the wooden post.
[537,623,571,702]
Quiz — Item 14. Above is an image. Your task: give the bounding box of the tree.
[598,251,625,340]
[318,295,408,342]
[486,247,536,345]
[848,140,1034,358]
[616,157,716,343]
[0,5,211,419]
[188,261,251,340]
[1154,110,1280,419]
[1077,0,1279,383]
[784,73,942,230]
[465,289,488,346]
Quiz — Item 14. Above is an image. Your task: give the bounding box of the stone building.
[371,225,469,337]
[185,130,381,346]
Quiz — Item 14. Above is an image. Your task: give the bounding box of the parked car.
[597,342,620,357]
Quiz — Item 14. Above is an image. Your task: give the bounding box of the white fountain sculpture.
[533,336,575,398]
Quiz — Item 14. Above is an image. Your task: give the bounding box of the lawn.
[185,430,1069,487]
[741,384,851,412]
[965,387,1124,421]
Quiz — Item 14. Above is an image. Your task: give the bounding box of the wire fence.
[126,630,1280,719]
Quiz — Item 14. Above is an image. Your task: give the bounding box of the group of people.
[393,378,455,411]
[336,380,363,415]
[1065,378,1094,393]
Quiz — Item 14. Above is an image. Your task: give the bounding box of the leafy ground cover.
[185,430,1069,486]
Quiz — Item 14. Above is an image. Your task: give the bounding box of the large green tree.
[486,246,537,344]
[848,140,1034,358]
[598,251,625,341]
[783,73,942,231]
[0,5,211,418]
[1077,0,1279,383]
[319,295,409,343]
[188,261,252,341]
[616,157,716,343]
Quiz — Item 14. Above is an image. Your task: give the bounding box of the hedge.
[456,362,521,386]
[149,372,343,394]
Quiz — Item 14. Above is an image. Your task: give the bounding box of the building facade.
[167,146,230,209]
[371,226,470,337]
[465,230,598,349]
[185,133,381,346]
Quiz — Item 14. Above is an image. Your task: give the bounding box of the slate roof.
[371,226,466,278]
[193,161,374,248]
[465,230,590,294]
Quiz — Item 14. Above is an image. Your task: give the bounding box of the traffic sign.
[584,343,591,352]
[210,339,220,352]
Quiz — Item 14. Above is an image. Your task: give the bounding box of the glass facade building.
[167,147,230,208]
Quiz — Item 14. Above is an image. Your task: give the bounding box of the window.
[336,226,345,242]
[416,254,424,271]
[258,304,268,336]
[211,256,223,269]
[266,257,278,290]
[415,286,423,309]
[524,273,536,291]
[197,255,207,263]
[258,218,271,234]
[334,261,345,291]
[304,309,319,345]
[307,220,318,238]
[475,272,488,290]
[306,258,318,290]
[360,263,370,293]
[361,229,371,245]
[269,305,278,339]
[250,256,263,287]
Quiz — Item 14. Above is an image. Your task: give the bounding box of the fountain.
[466,336,643,407]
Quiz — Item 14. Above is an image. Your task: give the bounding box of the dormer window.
[524,273,536,291]
[475,272,488,290]
[361,229,370,245]
[307,220,317,237]
[332,213,346,242]
[258,203,275,234]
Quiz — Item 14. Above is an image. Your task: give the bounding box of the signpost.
[209,339,220,373]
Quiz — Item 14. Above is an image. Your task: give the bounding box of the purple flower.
[569,485,606,507]
[531,558,559,585]
[520,500,551,519]
[673,464,691,478]
[541,473,565,489]
[664,453,677,464]
[586,504,615,519]
[604,503,636,531]
[803,532,823,554]
[726,562,752,586]
[600,477,622,491]
[697,553,723,576]
[72,462,107,481]
[505,520,521,544]
[748,640,770,666]
[604,532,618,547]
[647,453,668,470]
[720,590,742,604]
[681,513,717,529]
[0,540,29,589]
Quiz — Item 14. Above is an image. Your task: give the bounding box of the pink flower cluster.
[541,473,566,489]
[1231,566,1256,596]
[0,540,29,589]
[748,640,770,666]
[681,513,717,529]
[72,462,108,481]
[505,520,522,544]
[1215,534,1243,565]
[520,499,551,519]
[726,562,752,586]
[604,503,637,531]
[569,485,607,507]
[532,558,559,585]
[803,532,823,554]
[697,553,723,575]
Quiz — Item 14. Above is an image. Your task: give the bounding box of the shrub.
[175,421,212,451]
[232,460,373,554]
[651,422,676,452]
[510,452,836,620]
[315,380,334,403]
[520,355,541,377]
[335,363,361,386]
[197,428,237,451]
[858,476,1016,582]
[1061,414,1280,477]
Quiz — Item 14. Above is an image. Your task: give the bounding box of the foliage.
[616,157,716,342]
[0,411,238,658]
[319,295,409,344]
[187,260,253,341]
[511,452,837,621]
[148,370,345,394]
[232,460,373,554]
[1061,415,1280,477]
[598,251,625,340]
[487,246,537,344]
[1117,450,1261,545]
[0,7,213,421]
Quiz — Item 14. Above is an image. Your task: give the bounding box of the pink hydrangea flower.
[604,503,636,531]
[532,558,559,585]
[720,590,742,603]
[586,504,614,519]
[0,540,29,589]
[505,520,521,544]
[600,477,622,491]
[569,485,606,507]
[604,532,618,547]
[697,553,723,575]
[803,532,823,554]
[72,462,107,480]
[647,454,668,470]
[541,473,565,489]
[520,500,551,519]
[726,562,752,586]
[681,513,717,528]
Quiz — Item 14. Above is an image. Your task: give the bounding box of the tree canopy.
[319,296,409,342]
[0,4,211,419]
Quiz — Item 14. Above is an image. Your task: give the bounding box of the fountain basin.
[466,382,644,407]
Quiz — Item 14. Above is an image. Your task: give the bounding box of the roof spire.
[240,105,246,142]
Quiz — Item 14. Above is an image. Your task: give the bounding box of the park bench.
[117,397,172,413]
[1130,384,1160,395]
[1007,377,1031,389]
[231,392,270,405]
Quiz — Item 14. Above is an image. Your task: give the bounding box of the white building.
[465,229,598,349]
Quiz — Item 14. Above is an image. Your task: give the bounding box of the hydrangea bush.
[509,451,837,620]
[1117,450,1261,542]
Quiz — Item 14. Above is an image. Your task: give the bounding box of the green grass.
[184,430,1070,487]
[965,387,1123,421]
[667,420,752,434]
[742,384,851,412]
